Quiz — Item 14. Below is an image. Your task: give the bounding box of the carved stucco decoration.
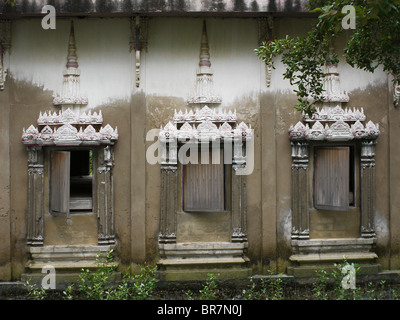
[158,105,252,245]
[129,16,148,88]
[303,106,366,122]
[0,20,11,91]
[394,76,400,108]
[258,16,274,87]
[289,60,380,242]
[321,62,349,104]
[289,58,379,142]
[22,109,118,247]
[289,108,380,142]
[160,105,252,144]
[187,21,222,106]
[22,108,118,146]
[53,21,88,107]
[174,106,237,123]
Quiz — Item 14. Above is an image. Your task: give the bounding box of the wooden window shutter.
[50,151,71,216]
[183,150,224,212]
[314,147,349,211]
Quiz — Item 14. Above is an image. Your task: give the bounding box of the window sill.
[180,210,231,214]
[291,237,376,255]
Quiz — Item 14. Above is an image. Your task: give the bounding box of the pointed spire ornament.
[53,20,88,109]
[320,46,349,109]
[187,20,221,106]
[66,21,78,69]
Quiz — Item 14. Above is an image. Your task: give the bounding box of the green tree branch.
[255,0,400,115]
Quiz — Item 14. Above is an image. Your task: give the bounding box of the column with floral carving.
[360,140,377,238]
[159,137,178,244]
[231,134,248,243]
[26,146,44,246]
[290,141,309,240]
[97,145,116,245]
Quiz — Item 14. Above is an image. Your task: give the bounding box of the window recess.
[313,146,355,211]
[183,148,225,213]
[50,150,93,215]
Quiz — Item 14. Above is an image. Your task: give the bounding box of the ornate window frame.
[287,61,380,275]
[158,105,252,246]
[22,108,118,246]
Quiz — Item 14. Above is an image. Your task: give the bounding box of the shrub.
[62,249,158,300]
[242,271,284,300]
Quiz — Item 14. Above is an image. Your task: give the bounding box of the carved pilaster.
[258,15,273,87]
[26,147,44,246]
[0,20,11,91]
[360,140,377,238]
[97,146,115,245]
[231,163,247,242]
[291,141,309,240]
[130,16,148,88]
[159,165,177,244]
[394,75,400,108]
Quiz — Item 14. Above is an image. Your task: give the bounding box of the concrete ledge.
[23,244,118,288]
[289,252,378,263]
[26,245,114,265]
[29,244,113,255]
[291,238,376,255]
[21,271,122,290]
[156,266,252,281]
[157,242,251,281]
[287,263,381,278]
[26,260,109,270]
[159,242,247,259]
[158,257,247,266]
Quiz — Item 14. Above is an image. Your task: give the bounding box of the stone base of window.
[287,238,380,277]
[157,242,251,281]
[22,244,120,288]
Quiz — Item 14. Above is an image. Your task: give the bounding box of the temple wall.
[0,15,397,280]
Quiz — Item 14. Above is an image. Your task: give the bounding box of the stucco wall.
[0,15,397,280]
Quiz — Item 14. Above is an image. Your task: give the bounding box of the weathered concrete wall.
[0,71,11,280]
[389,78,400,270]
[9,79,54,280]
[1,15,397,281]
[259,17,391,273]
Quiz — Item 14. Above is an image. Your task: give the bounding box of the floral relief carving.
[160,105,252,143]
[22,108,118,146]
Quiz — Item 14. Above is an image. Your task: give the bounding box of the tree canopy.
[255,0,400,115]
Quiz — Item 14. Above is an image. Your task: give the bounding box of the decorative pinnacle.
[66,20,79,69]
[199,20,211,68]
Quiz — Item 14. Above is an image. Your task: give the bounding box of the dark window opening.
[50,150,93,215]
[70,150,93,212]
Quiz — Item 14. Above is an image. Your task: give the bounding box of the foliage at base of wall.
[24,256,400,300]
